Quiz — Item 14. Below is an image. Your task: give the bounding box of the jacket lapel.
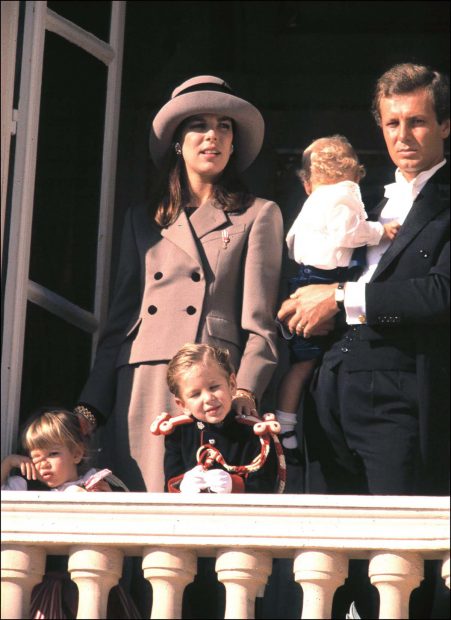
[372,177,448,280]
[161,210,203,266]
[189,200,228,239]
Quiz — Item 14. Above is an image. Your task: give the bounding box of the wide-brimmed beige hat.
[150,75,265,172]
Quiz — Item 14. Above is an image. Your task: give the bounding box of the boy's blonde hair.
[21,408,86,456]
[167,343,235,398]
[299,135,365,186]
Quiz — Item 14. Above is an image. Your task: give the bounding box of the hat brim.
[150,90,264,172]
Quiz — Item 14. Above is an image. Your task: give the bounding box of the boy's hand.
[383,220,401,240]
[204,469,232,493]
[179,465,207,493]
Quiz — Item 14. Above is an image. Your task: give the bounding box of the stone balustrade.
[1,493,449,619]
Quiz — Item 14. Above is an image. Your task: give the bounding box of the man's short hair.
[372,63,450,126]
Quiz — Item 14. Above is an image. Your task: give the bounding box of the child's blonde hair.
[167,343,235,398]
[21,407,87,458]
[299,135,366,186]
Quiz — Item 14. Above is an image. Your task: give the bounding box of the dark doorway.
[114,0,450,241]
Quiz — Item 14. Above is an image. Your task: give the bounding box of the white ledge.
[2,493,449,559]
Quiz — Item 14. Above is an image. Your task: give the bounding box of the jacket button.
[191,271,201,282]
[186,306,196,315]
[154,272,163,280]
[148,305,158,314]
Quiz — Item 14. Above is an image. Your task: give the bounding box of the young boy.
[151,343,280,493]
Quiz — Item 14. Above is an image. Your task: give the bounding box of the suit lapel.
[161,210,203,265]
[189,200,228,239]
[372,178,448,280]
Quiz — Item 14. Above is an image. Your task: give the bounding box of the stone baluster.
[142,547,197,620]
[216,549,272,619]
[294,550,348,619]
[369,551,423,619]
[442,553,450,589]
[1,544,46,619]
[68,545,123,619]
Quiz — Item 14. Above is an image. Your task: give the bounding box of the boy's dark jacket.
[164,410,278,493]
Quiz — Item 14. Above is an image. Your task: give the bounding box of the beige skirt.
[96,362,176,492]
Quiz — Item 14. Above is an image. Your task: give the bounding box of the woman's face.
[179,113,234,184]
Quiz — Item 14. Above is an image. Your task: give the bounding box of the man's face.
[379,89,450,181]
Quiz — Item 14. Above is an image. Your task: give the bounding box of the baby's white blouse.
[286,180,384,269]
[1,468,98,491]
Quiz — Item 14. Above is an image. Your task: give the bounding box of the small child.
[1,407,127,492]
[151,343,281,493]
[1,407,139,620]
[276,135,400,461]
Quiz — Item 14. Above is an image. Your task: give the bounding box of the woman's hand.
[73,406,97,436]
[77,415,96,436]
[232,390,257,417]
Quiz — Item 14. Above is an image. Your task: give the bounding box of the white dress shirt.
[345,160,447,324]
[286,181,384,269]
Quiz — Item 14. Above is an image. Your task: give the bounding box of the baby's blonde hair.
[21,408,86,457]
[167,343,235,398]
[299,135,365,186]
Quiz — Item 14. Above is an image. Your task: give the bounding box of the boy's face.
[175,361,237,424]
[30,443,83,488]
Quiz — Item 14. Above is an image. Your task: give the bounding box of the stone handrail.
[1,492,449,619]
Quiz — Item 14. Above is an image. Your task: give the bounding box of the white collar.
[385,159,446,200]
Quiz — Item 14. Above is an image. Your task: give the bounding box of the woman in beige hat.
[75,75,284,492]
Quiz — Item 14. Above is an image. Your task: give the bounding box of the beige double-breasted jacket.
[80,197,284,418]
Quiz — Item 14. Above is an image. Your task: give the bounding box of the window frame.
[1,1,126,457]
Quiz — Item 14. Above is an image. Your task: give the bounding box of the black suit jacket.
[323,164,450,493]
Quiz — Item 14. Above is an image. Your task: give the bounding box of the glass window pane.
[30,31,107,311]
[47,1,112,42]
[20,303,92,428]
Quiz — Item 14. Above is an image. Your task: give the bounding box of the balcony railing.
[1,492,449,619]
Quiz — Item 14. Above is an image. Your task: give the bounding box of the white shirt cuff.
[344,282,367,324]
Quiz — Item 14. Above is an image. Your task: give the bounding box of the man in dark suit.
[278,63,450,497]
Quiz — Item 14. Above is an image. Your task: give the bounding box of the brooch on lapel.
[222,229,230,249]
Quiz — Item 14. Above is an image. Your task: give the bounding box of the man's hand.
[277,283,339,338]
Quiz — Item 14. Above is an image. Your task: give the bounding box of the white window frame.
[1,1,126,458]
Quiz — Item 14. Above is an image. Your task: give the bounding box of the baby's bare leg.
[276,359,317,451]
[277,359,317,413]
